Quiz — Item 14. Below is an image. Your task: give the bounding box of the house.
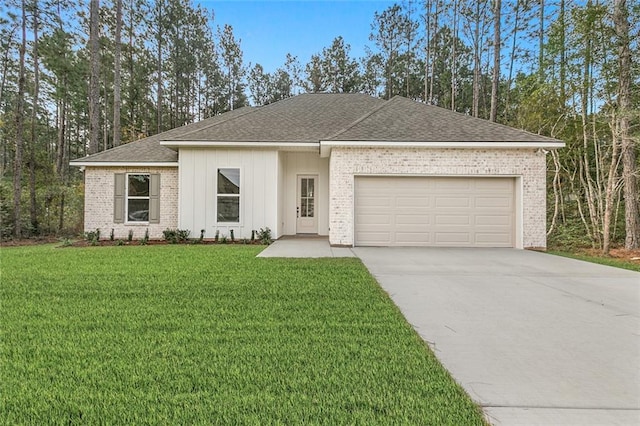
[70,93,564,249]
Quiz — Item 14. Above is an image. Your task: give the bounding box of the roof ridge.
[169,106,256,140]
[324,96,391,141]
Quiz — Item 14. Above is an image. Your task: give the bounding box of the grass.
[1,244,486,425]
[548,250,640,272]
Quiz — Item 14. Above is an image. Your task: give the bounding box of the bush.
[85,229,100,246]
[162,228,190,244]
[257,227,272,245]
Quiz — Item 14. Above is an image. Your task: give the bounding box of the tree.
[321,36,360,93]
[217,23,246,111]
[490,0,501,122]
[112,0,122,147]
[88,0,100,154]
[613,0,639,249]
[248,63,269,106]
[303,54,326,93]
[369,4,416,99]
[13,0,26,238]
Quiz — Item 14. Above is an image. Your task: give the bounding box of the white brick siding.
[83,167,179,240]
[329,147,547,249]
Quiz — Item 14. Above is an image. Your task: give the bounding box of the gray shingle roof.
[170,93,385,142]
[70,107,254,164]
[71,94,561,165]
[327,96,561,143]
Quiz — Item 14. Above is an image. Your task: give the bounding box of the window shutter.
[114,173,126,223]
[149,174,161,224]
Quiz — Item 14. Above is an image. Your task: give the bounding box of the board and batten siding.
[178,148,279,239]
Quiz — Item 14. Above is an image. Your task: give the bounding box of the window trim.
[125,173,151,224]
[216,167,241,224]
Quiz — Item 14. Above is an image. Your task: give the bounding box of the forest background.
[1,0,638,254]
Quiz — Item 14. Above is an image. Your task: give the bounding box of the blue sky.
[201,1,397,73]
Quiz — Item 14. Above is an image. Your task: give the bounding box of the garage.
[354,176,515,247]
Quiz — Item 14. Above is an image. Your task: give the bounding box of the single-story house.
[71,93,564,249]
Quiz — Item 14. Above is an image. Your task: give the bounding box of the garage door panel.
[355,176,515,247]
[436,215,471,225]
[395,214,431,225]
[395,232,432,244]
[435,232,472,244]
[475,233,512,244]
[435,179,472,191]
[357,214,391,225]
[355,232,391,245]
[435,197,471,208]
[475,196,511,208]
[476,215,511,226]
[357,197,392,208]
[396,196,430,208]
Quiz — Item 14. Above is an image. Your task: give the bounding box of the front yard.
[1,244,485,424]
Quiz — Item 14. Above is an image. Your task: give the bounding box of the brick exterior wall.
[83,167,179,240]
[329,147,547,249]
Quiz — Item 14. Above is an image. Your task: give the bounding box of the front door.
[297,175,318,234]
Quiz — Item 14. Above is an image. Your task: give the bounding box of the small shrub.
[128,229,134,242]
[214,229,219,243]
[115,239,125,246]
[177,229,190,241]
[257,227,272,245]
[85,229,101,245]
[163,228,178,244]
[251,230,255,242]
[200,229,205,242]
[109,228,114,241]
[59,238,73,247]
[139,229,149,245]
[230,229,235,242]
[220,235,228,244]
[163,228,191,244]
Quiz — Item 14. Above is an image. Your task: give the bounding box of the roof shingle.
[72,94,561,165]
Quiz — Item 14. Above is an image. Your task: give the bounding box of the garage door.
[355,176,515,247]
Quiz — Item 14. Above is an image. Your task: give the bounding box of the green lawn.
[548,250,640,272]
[1,244,486,424]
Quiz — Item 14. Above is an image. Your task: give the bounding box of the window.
[217,168,240,223]
[127,174,150,222]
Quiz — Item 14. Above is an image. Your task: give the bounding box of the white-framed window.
[217,168,240,223]
[126,173,150,222]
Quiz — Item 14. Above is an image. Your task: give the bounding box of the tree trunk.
[88,0,100,154]
[490,0,501,122]
[603,115,621,254]
[29,1,40,234]
[156,0,163,133]
[614,0,640,249]
[538,0,545,81]
[451,0,458,111]
[113,0,122,146]
[13,0,27,238]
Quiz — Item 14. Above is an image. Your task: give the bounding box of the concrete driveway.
[353,247,640,426]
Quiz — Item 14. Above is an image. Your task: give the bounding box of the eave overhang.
[69,161,179,167]
[319,140,566,157]
[160,140,319,151]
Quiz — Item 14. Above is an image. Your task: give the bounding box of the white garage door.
[355,176,515,247]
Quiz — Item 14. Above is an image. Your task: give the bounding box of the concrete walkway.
[354,247,640,426]
[257,236,355,258]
